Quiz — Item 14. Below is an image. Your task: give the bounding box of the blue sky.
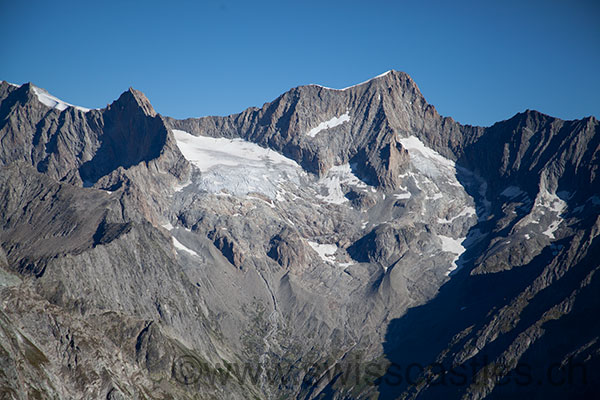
[1,0,598,126]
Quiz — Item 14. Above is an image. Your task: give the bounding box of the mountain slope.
[0,73,598,399]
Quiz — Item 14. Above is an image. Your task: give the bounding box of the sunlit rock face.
[0,74,598,400]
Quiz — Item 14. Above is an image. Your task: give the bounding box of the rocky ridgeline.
[0,72,598,399]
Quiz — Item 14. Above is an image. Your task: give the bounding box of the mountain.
[0,72,598,399]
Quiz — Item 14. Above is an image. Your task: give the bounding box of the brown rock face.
[208,228,245,268]
[0,83,187,188]
[78,88,167,185]
[0,81,190,225]
[267,228,308,270]
[354,130,410,190]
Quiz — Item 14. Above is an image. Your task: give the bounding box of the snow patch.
[307,241,338,264]
[394,192,411,200]
[340,70,393,90]
[437,235,466,275]
[542,191,567,214]
[247,194,276,208]
[425,193,443,201]
[398,136,455,170]
[329,164,367,187]
[437,206,476,224]
[275,190,286,202]
[31,86,91,112]
[543,220,562,239]
[173,129,299,171]
[398,137,482,232]
[317,176,347,204]
[311,70,393,91]
[174,178,192,192]
[317,163,367,204]
[438,235,466,255]
[307,112,350,137]
[172,237,199,257]
[537,186,566,239]
[519,181,567,239]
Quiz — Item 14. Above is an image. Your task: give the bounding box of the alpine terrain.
[0,71,598,399]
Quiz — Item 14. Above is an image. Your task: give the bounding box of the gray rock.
[267,227,308,270]
[0,72,598,399]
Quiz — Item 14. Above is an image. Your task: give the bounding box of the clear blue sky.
[1,0,598,126]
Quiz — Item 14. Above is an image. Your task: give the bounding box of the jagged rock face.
[165,71,463,189]
[208,228,245,268]
[0,162,124,276]
[348,223,414,266]
[461,110,600,203]
[0,83,176,185]
[267,227,308,270]
[78,88,166,185]
[0,72,599,400]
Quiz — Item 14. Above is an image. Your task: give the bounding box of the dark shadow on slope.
[301,111,600,399]
[374,164,600,400]
[483,243,600,400]
[314,136,597,399]
[374,236,596,399]
[79,90,167,185]
[310,156,501,398]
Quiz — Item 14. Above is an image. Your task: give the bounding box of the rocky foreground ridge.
[0,71,598,399]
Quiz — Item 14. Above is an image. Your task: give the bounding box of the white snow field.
[173,129,305,198]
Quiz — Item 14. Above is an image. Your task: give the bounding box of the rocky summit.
[0,71,598,399]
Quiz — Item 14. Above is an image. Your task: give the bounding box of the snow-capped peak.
[31,85,91,112]
[310,70,394,91]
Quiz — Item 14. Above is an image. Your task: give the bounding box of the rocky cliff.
[0,72,598,399]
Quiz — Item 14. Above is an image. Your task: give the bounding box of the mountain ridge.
[0,72,598,399]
